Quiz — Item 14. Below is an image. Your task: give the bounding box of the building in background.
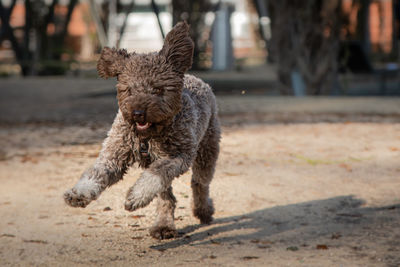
[342,0,398,60]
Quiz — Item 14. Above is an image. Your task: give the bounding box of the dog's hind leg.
[149,186,178,239]
[191,116,220,224]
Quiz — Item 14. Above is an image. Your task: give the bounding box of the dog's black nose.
[132,110,145,123]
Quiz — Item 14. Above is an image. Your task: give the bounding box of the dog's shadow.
[150,195,400,251]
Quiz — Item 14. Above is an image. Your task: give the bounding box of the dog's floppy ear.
[97,47,129,78]
[159,21,194,75]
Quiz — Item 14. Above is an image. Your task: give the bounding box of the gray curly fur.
[64,22,220,239]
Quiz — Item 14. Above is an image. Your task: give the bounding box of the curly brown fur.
[64,22,220,239]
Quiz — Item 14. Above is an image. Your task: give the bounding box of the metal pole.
[117,0,135,48]
[107,0,118,47]
[88,0,108,48]
[151,0,165,40]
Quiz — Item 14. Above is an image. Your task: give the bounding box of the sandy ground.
[0,121,399,266]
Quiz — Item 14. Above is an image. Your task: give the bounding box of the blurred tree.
[88,0,136,48]
[172,0,212,70]
[0,0,78,75]
[354,0,370,49]
[268,0,345,95]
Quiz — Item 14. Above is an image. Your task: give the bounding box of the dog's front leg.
[64,111,134,208]
[124,157,191,212]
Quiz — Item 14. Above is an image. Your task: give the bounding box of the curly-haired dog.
[64,22,220,239]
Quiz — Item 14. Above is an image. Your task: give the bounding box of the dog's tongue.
[136,122,151,131]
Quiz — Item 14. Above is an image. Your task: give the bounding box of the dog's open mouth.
[136,122,152,131]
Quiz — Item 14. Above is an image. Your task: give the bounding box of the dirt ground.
[0,121,399,266]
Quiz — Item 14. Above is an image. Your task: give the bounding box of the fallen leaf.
[261,240,274,245]
[1,234,15,238]
[210,239,221,245]
[130,215,145,219]
[389,147,399,151]
[88,152,99,158]
[87,225,101,229]
[242,256,259,260]
[331,233,342,239]
[23,239,48,244]
[339,163,352,172]
[0,150,7,161]
[224,172,240,176]
[295,154,332,166]
[20,155,38,164]
[316,244,328,250]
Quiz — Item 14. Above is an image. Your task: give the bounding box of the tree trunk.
[0,0,29,75]
[269,0,344,95]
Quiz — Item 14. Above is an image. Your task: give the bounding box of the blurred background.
[1,2,400,265]
[0,0,399,96]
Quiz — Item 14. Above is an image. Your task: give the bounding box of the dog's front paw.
[149,226,178,240]
[124,187,153,212]
[64,178,102,208]
[124,171,163,212]
[124,194,143,212]
[64,188,93,208]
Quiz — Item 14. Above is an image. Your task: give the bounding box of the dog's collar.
[139,138,150,158]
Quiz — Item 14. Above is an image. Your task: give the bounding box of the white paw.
[64,178,102,208]
[124,171,163,211]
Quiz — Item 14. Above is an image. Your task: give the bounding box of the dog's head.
[97,22,194,137]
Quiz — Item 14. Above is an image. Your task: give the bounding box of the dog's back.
[181,74,219,145]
